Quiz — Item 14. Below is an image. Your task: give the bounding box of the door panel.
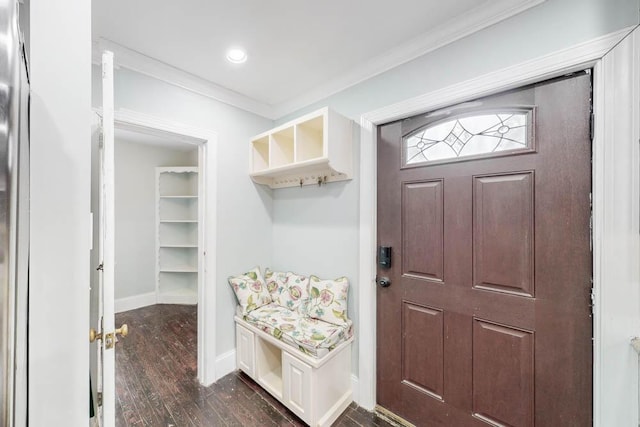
[402,180,444,281]
[377,73,592,425]
[401,302,444,399]
[472,319,534,427]
[473,172,534,296]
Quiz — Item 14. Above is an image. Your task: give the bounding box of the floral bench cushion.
[243,303,353,358]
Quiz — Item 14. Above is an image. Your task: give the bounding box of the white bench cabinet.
[235,319,353,427]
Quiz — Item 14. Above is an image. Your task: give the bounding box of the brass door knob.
[115,324,129,338]
[89,328,102,343]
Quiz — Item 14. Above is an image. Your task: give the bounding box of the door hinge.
[589,113,595,140]
[97,392,103,407]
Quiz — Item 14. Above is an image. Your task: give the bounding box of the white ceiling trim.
[92,0,545,121]
[92,38,276,119]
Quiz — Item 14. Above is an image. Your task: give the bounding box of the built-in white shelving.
[156,167,199,304]
[249,107,353,189]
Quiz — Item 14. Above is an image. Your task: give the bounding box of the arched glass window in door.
[403,108,534,166]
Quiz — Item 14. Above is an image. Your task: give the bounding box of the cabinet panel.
[282,352,312,423]
[236,324,255,378]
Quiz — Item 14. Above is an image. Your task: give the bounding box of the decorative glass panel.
[404,109,533,166]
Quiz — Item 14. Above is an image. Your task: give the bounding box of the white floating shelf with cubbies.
[156,167,199,305]
[249,107,352,189]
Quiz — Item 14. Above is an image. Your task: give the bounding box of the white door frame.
[357,25,639,426]
[97,107,219,386]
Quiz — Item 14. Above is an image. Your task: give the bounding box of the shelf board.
[259,370,283,399]
[160,244,198,248]
[250,157,329,178]
[159,195,198,199]
[160,267,198,273]
[159,220,198,223]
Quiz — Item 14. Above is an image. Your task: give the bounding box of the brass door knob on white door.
[89,328,102,343]
[115,324,128,338]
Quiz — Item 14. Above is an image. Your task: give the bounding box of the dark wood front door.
[376,73,592,426]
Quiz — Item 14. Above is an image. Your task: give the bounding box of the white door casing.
[107,108,219,386]
[357,25,640,426]
[592,27,640,425]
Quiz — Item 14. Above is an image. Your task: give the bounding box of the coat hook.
[317,176,323,187]
[299,178,303,188]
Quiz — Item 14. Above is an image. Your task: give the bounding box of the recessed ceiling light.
[226,48,247,64]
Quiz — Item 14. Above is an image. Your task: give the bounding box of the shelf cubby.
[159,169,198,196]
[270,126,295,168]
[158,272,197,304]
[295,115,324,162]
[159,222,198,247]
[159,247,197,272]
[159,197,198,221]
[251,136,270,172]
[256,338,283,399]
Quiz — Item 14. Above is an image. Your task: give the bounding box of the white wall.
[30,0,91,424]
[270,0,640,381]
[92,66,274,357]
[114,140,197,300]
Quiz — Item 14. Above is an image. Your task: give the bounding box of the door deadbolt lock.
[378,246,392,269]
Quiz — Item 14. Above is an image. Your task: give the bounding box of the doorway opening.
[89,105,219,424]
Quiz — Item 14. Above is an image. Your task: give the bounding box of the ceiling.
[93,0,543,118]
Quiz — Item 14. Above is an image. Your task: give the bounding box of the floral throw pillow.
[228,266,271,314]
[306,275,349,326]
[265,269,309,312]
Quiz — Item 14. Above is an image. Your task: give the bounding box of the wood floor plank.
[114,304,394,427]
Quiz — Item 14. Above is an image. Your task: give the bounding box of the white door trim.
[592,28,640,425]
[357,24,637,421]
[96,107,219,386]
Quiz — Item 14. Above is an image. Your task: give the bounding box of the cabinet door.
[236,324,255,378]
[282,352,312,423]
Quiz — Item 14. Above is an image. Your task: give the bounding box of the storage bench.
[229,267,354,427]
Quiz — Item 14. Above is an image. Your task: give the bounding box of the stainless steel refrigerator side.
[0,0,28,425]
[13,43,29,427]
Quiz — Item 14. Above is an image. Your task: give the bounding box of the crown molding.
[92,38,276,119]
[271,0,547,118]
[93,0,546,121]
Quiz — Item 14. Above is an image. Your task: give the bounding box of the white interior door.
[97,49,117,427]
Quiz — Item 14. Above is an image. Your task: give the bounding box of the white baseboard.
[215,349,237,380]
[351,374,360,406]
[115,292,156,313]
[156,294,197,305]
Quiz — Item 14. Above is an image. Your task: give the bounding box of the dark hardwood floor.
[115,304,395,427]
